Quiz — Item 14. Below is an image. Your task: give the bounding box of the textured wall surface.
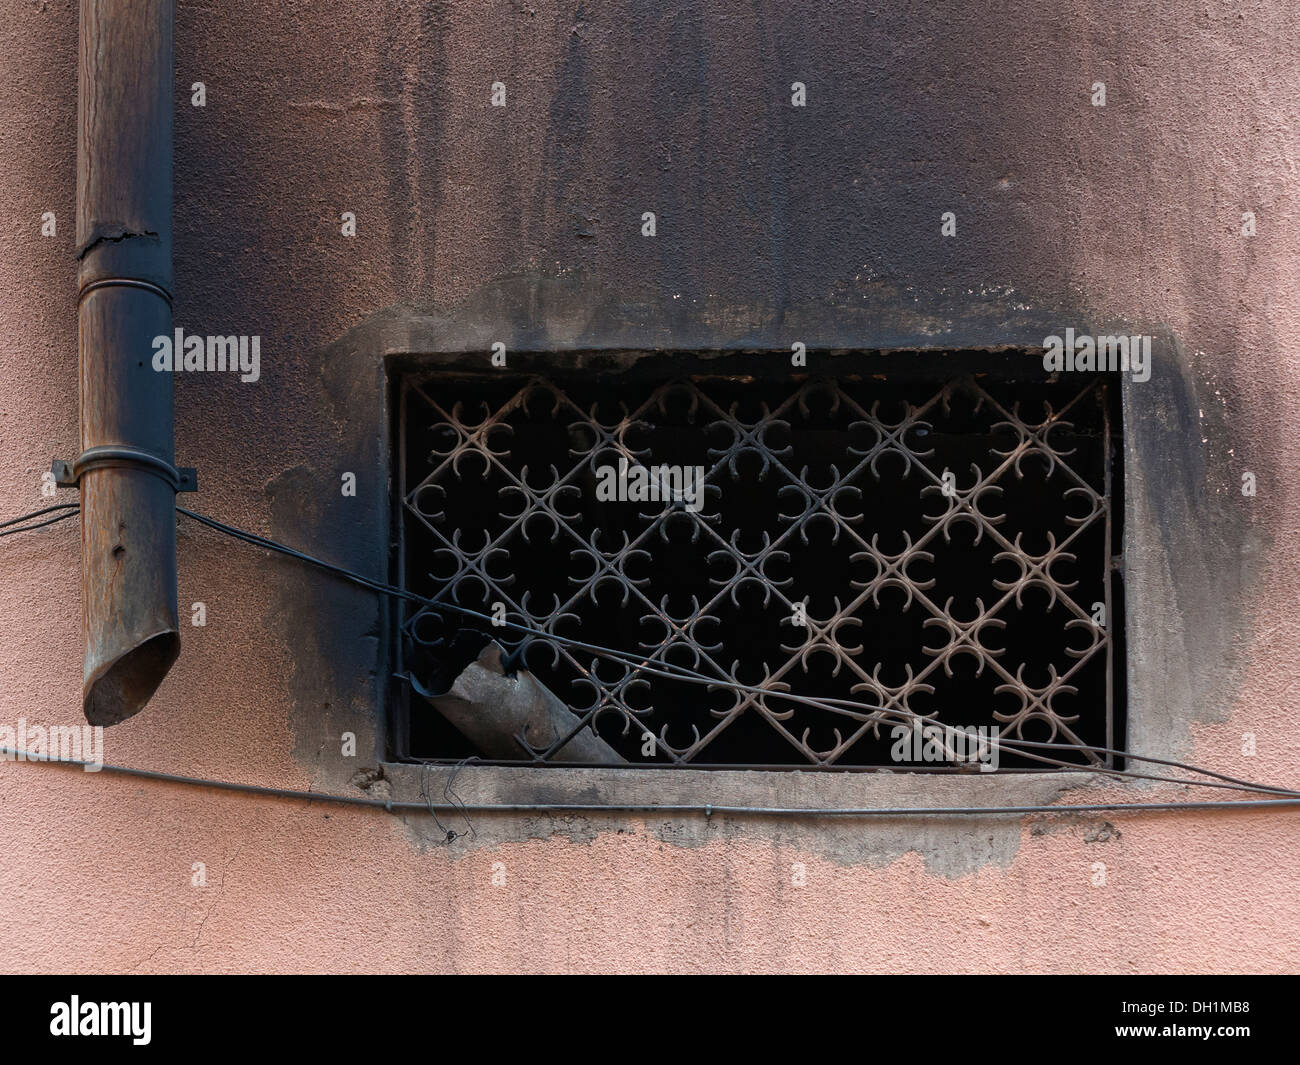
[1,0,1298,972]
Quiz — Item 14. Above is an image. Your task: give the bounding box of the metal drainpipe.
[73,0,180,725]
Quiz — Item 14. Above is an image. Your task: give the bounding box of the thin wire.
[988,737,1295,796]
[418,759,456,839]
[6,501,1297,806]
[0,502,79,530]
[174,505,1300,800]
[0,508,80,537]
[2,745,1298,817]
[443,755,478,839]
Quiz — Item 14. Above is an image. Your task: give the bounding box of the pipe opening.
[84,631,181,727]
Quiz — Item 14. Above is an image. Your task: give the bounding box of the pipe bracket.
[53,447,196,493]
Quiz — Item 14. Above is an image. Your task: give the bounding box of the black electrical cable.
[173,505,1300,801]
[5,500,1299,814]
[5,500,1294,798]
[0,502,79,529]
[1,499,1286,796]
[0,505,79,537]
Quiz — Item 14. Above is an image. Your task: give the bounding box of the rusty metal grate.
[393,366,1122,770]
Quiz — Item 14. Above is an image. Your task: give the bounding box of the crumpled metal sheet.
[414,642,625,764]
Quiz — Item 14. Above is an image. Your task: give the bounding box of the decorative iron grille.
[394,365,1122,770]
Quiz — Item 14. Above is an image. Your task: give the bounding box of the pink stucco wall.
[1,0,1298,972]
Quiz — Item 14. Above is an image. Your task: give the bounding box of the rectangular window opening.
[389,356,1125,773]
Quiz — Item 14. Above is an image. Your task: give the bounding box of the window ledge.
[378,760,1114,814]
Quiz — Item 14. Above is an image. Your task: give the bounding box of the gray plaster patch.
[380,761,1113,878]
